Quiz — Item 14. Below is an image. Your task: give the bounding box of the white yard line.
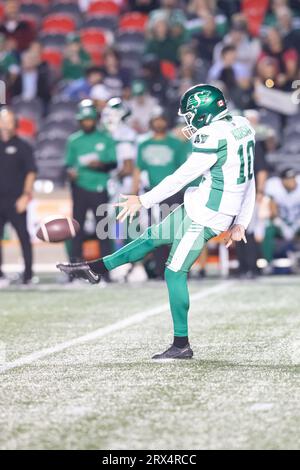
[0,282,233,374]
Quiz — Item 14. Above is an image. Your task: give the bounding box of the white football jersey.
[140,115,256,232]
[184,115,256,229]
[265,176,300,226]
[111,122,137,194]
[111,122,136,165]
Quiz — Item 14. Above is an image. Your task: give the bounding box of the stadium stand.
[0,0,298,187]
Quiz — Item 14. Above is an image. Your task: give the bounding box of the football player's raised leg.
[89,204,185,274]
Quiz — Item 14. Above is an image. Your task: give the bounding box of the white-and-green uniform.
[102,115,256,337]
[110,122,136,195]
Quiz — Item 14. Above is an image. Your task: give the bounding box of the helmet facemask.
[178,110,197,139]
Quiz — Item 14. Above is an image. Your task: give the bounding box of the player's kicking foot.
[56,261,101,284]
[152,343,193,360]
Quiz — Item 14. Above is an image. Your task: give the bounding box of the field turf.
[0,277,299,450]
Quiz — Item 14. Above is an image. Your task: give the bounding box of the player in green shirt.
[133,112,189,192]
[65,99,117,267]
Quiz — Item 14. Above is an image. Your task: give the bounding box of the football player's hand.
[114,194,142,223]
[225,224,247,248]
[88,160,105,169]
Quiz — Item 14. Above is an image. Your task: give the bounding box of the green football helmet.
[178,84,228,139]
[76,99,98,121]
[102,97,131,133]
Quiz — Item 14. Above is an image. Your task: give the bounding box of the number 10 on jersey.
[237,140,255,184]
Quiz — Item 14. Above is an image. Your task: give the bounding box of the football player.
[58,84,256,360]
[101,97,136,195]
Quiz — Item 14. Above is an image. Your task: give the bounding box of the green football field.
[0,276,299,450]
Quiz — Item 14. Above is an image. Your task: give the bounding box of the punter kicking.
[57,84,255,360]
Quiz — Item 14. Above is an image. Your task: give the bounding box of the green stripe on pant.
[103,204,218,337]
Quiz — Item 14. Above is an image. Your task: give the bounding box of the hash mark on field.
[0,282,233,374]
[250,403,274,411]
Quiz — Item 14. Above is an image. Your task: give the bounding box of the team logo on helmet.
[186,91,211,110]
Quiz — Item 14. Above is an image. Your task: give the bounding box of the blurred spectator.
[263,169,300,263]
[263,0,300,28]
[11,49,52,112]
[63,66,104,102]
[0,33,19,85]
[145,14,185,64]
[128,0,160,13]
[150,0,186,21]
[213,16,261,80]
[244,109,277,150]
[127,79,159,134]
[140,55,169,104]
[169,46,207,113]
[0,0,35,52]
[191,15,220,64]
[102,49,130,98]
[132,110,189,277]
[210,44,257,109]
[255,56,280,90]
[187,0,228,37]
[62,34,91,81]
[276,7,300,53]
[0,108,36,286]
[209,45,244,86]
[178,45,207,84]
[258,28,298,90]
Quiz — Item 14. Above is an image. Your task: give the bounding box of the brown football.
[36,216,80,243]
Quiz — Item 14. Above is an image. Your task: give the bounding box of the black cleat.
[152,343,193,360]
[56,261,101,284]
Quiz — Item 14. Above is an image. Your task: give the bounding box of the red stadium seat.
[23,0,49,8]
[87,49,103,66]
[0,3,4,21]
[119,13,148,32]
[17,116,37,140]
[80,28,110,49]
[42,14,76,34]
[87,1,120,17]
[161,61,176,80]
[42,48,63,71]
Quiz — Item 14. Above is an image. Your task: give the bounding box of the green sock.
[165,267,189,337]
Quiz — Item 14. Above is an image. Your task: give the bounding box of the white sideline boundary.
[0,282,233,374]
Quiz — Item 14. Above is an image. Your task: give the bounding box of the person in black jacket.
[0,107,37,286]
[11,49,52,114]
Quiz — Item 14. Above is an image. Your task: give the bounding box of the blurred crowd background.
[1,0,300,285]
